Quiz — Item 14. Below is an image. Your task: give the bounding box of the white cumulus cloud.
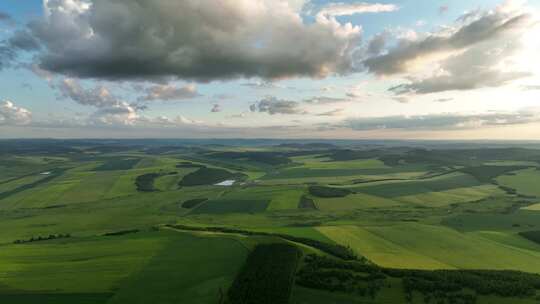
[0,100,32,126]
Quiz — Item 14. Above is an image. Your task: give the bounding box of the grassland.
[525,203,540,211]
[314,193,403,211]
[108,231,248,304]
[290,155,389,170]
[351,172,482,198]
[1,141,540,303]
[190,199,270,214]
[94,158,140,171]
[497,168,540,197]
[317,224,540,272]
[0,234,163,293]
[0,229,248,304]
[394,185,502,207]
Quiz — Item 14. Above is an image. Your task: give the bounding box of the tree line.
[102,229,140,237]
[295,253,540,303]
[308,186,352,198]
[166,224,359,261]
[298,195,317,210]
[386,268,540,298]
[13,233,71,244]
[181,198,208,209]
[519,230,540,245]
[296,254,385,299]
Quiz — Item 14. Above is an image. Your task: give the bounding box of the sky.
[1,0,540,139]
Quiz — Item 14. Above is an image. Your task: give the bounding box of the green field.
[191,199,270,214]
[94,158,140,171]
[352,172,483,198]
[108,231,248,304]
[317,224,540,272]
[497,168,540,197]
[394,185,502,207]
[290,155,389,170]
[314,193,403,211]
[0,230,248,304]
[1,140,540,303]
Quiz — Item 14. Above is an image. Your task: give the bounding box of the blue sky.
[1,0,540,139]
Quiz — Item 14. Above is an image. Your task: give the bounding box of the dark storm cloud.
[29,0,362,81]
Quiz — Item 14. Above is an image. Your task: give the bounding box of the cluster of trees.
[386,268,540,299]
[379,148,540,168]
[181,198,208,209]
[178,168,246,186]
[176,161,206,168]
[296,254,385,298]
[403,278,478,303]
[228,244,301,304]
[288,221,323,227]
[143,146,185,155]
[135,171,178,192]
[459,166,528,183]
[325,149,382,162]
[13,233,71,244]
[498,185,518,195]
[519,230,540,245]
[295,254,540,303]
[167,224,359,260]
[95,158,140,171]
[277,143,336,150]
[411,290,477,304]
[206,151,292,166]
[298,195,317,210]
[135,173,161,192]
[102,229,140,237]
[495,183,536,199]
[308,186,352,198]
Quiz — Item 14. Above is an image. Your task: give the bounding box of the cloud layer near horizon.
[342,110,540,131]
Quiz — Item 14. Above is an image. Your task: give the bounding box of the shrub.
[308,186,352,198]
[135,173,161,192]
[298,195,317,210]
[181,198,208,209]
